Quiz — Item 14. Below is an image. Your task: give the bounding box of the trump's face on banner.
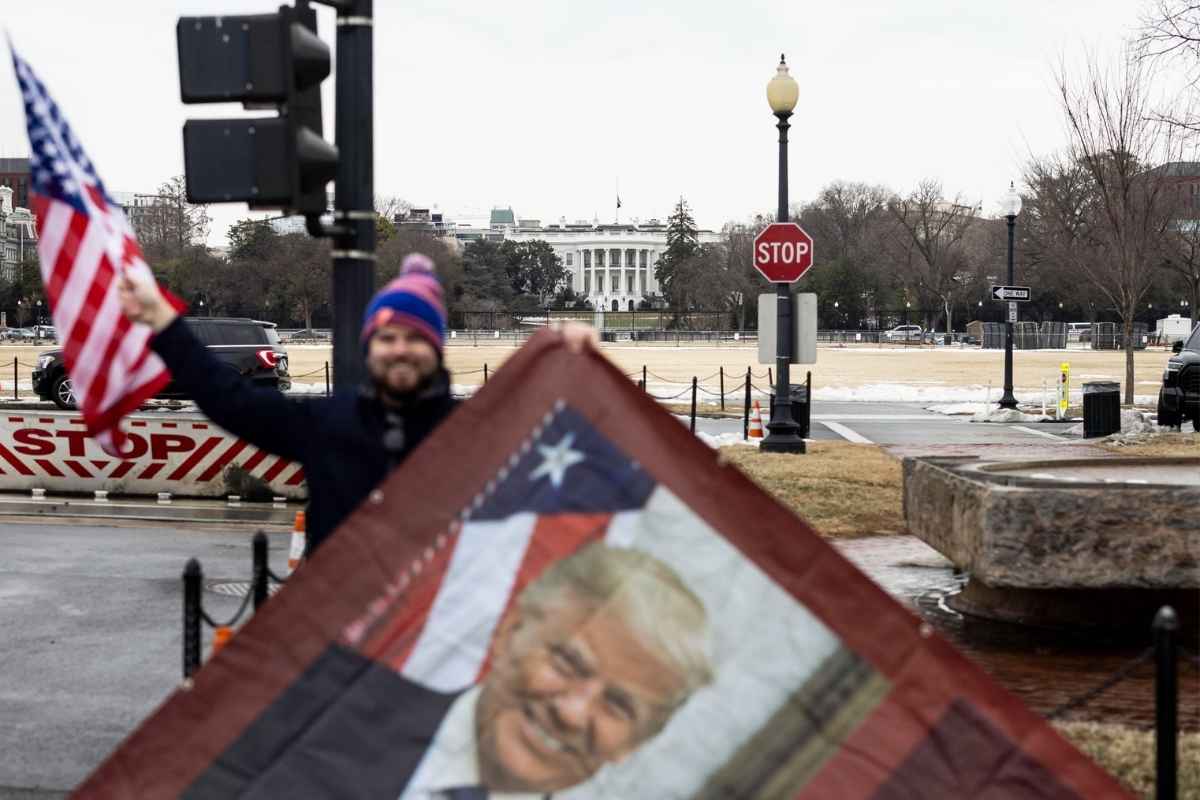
[473,542,713,794]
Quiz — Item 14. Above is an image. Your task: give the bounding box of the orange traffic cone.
[212,625,233,656]
[287,511,306,576]
[748,401,765,439]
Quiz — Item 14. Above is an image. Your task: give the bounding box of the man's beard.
[373,358,434,404]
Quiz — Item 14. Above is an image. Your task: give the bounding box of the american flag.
[12,47,183,456]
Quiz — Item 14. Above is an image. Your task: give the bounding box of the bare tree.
[1029,54,1181,403]
[1161,184,1200,312]
[135,175,211,262]
[1136,0,1200,134]
[886,180,978,334]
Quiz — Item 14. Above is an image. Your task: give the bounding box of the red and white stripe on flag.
[14,47,185,457]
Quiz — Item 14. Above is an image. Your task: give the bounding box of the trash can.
[1082,381,1121,438]
[789,383,811,439]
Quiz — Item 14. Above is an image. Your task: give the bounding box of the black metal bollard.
[12,357,17,401]
[719,367,725,411]
[690,377,697,434]
[805,370,813,438]
[483,363,489,384]
[768,367,773,387]
[743,367,751,440]
[1155,606,1178,800]
[324,361,330,398]
[252,532,269,611]
[183,558,202,681]
[642,365,647,390]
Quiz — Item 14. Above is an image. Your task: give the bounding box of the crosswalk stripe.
[821,421,873,444]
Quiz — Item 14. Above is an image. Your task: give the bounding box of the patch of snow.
[971,408,1052,423]
[1061,409,1170,439]
[925,403,989,416]
[697,432,758,449]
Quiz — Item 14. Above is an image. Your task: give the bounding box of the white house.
[467,211,721,311]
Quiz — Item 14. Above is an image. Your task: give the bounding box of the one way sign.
[991,285,1031,302]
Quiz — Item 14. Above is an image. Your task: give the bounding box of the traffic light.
[176,1,337,214]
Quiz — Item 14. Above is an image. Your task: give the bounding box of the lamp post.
[761,54,805,454]
[998,182,1022,409]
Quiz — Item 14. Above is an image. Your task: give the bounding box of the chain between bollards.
[1155,606,1178,800]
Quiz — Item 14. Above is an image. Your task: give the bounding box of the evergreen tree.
[654,198,700,302]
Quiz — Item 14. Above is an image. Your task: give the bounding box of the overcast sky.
[1,0,1162,246]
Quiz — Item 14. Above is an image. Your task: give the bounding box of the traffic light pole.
[315,0,374,389]
[761,110,805,454]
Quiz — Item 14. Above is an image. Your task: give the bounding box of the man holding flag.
[13,46,598,556]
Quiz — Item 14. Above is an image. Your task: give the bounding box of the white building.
[462,210,721,311]
[0,186,37,281]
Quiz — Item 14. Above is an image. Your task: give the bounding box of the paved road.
[692,399,1083,450]
[0,521,291,797]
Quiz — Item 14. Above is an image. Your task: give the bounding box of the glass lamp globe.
[1000,182,1022,217]
[766,55,799,114]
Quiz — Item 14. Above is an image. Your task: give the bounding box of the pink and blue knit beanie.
[360,253,446,352]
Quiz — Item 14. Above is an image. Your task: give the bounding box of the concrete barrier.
[0,411,306,500]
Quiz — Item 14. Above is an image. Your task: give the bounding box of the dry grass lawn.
[0,339,1174,394]
[258,340,1174,396]
[1056,721,1200,800]
[717,442,905,537]
[1103,432,1200,457]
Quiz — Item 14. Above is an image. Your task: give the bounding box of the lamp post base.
[761,421,806,453]
[998,391,1018,410]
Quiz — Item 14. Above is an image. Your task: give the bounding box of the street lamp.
[998,181,1022,409]
[761,54,805,454]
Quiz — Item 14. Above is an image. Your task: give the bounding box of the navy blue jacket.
[151,317,457,554]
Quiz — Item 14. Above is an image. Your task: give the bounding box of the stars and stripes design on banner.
[11,47,184,456]
[343,405,657,692]
[76,331,1130,799]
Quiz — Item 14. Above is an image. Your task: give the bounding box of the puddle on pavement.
[835,536,1199,730]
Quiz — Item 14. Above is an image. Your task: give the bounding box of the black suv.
[33,317,291,410]
[1157,322,1200,430]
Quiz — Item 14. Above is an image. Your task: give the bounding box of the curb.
[0,495,296,525]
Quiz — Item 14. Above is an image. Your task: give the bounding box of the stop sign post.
[753,222,814,283]
[756,221,814,455]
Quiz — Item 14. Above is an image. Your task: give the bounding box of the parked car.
[1157,322,1200,430]
[883,324,924,342]
[32,317,290,410]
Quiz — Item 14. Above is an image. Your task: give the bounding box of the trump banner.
[76,330,1128,799]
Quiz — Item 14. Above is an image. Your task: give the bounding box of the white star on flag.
[528,433,585,489]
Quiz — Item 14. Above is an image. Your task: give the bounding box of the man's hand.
[556,321,600,354]
[118,269,177,333]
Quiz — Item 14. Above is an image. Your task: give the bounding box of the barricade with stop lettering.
[0,412,306,500]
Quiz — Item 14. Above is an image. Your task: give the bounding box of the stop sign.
[753,222,814,283]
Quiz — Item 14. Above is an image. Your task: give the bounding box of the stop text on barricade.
[0,412,306,499]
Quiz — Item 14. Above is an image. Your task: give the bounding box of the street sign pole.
[329,0,374,389]
[762,110,805,454]
[999,213,1018,409]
